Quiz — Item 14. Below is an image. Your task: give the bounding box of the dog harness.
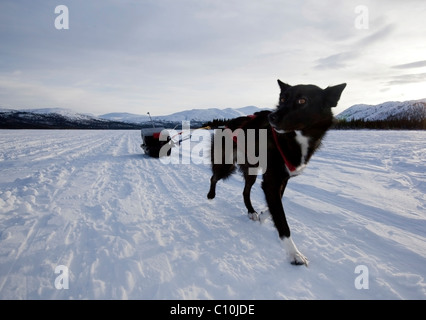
[271,127,297,172]
[230,114,297,173]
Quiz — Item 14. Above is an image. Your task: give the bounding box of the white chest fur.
[295,130,310,164]
[288,131,310,176]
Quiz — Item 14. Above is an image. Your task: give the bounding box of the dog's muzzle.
[268,112,286,134]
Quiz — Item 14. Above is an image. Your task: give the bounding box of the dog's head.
[268,80,346,133]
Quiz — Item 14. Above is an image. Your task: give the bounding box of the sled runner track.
[0,130,425,299]
[0,131,112,162]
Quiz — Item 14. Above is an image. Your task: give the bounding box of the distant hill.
[0,108,140,129]
[334,99,426,130]
[2,100,424,130]
[99,106,264,123]
[0,106,265,129]
[336,99,426,121]
[97,112,150,123]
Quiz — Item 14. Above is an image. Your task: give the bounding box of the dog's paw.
[249,210,271,223]
[259,209,271,223]
[248,212,260,221]
[283,236,309,267]
[207,191,215,200]
[290,252,309,267]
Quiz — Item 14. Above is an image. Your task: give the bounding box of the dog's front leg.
[262,179,308,266]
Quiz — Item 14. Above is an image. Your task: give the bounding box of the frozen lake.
[0,129,425,299]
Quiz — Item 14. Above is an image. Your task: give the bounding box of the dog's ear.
[324,83,347,108]
[277,79,291,91]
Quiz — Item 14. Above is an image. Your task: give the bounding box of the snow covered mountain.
[97,112,150,123]
[99,106,264,123]
[336,99,426,121]
[0,106,265,129]
[2,99,425,129]
[0,107,140,129]
[21,108,96,119]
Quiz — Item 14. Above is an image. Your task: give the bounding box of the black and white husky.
[207,80,346,266]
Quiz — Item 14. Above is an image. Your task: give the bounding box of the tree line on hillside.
[2,111,424,130]
[202,117,425,130]
[332,118,425,130]
[201,118,230,129]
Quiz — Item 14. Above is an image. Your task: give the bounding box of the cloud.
[314,51,360,70]
[392,60,426,69]
[386,73,426,86]
[1,0,426,114]
[313,23,395,70]
[355,24,396,47]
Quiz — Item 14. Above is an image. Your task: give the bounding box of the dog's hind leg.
[242,171,259,220]
[207,163,236,200]
[207,174,219,200]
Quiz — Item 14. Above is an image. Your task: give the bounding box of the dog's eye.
[280,98,285,103]
[296,98,306,105]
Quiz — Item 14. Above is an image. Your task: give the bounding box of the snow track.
[0,130,425,299]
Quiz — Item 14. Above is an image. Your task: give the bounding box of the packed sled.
[140,127,171,158]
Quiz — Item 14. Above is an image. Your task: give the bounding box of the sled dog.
[207,80,346,265]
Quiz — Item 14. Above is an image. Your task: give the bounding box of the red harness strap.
[230,114,297,173]
[231,114,258,143]
[271,128,297,173]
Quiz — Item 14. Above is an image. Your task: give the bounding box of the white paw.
[248,210,271,223]
[282,236,308,267]
[259,209,271,223]
[248,212,260,221]
[290,251,309,266]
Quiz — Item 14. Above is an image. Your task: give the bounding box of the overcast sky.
[0,0,425,116]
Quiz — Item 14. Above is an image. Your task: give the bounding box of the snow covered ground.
[0,129,424,300]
